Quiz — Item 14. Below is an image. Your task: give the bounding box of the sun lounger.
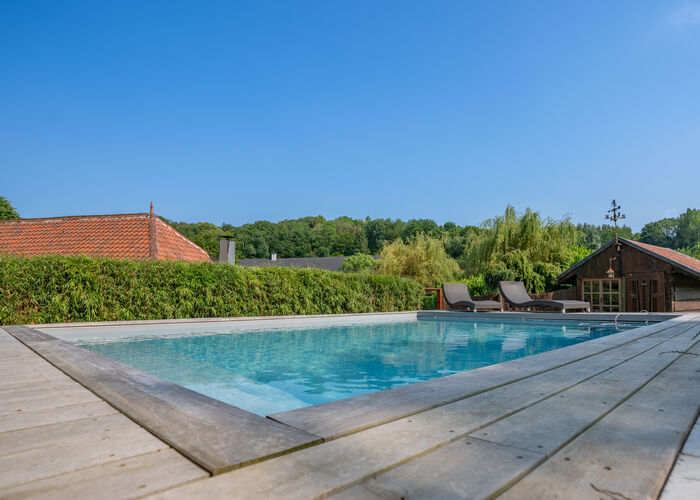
[442,283,503,312]
[498,281,590,313]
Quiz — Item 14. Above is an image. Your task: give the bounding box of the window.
[582,278,622,312]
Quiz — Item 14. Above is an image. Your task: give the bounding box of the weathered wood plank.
[0,449,208,500]
[324,329,700,500]
[0,375,75,392]
[0,412,136,456]
[0,426,169,488]
[150,321,697,499]
[0,386,101,416]
[4,325,322,474]
[330,437,545,500]
[0,379,90,400]
[0,401,118,433]
[660,454,700,500]
[270,316,695,439]
[681,422,700,457]
[466,332,700,456]
[500,347,700,500]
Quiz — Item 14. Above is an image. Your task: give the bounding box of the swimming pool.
[74,316,638,416]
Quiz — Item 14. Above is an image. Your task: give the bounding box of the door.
[627,273,665,312]
[581,278,622,312]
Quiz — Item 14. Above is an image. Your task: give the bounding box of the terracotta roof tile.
[629,240,700,275]
[0,213,212,263]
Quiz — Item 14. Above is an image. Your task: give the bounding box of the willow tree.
[376,234,461,287]
[464,206,589,293]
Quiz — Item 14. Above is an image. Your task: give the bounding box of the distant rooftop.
[0,209,212,263]
[237,256,377,272]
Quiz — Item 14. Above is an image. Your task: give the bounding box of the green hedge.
[0,255,424,325]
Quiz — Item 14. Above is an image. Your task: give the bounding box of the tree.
[639,218,677,247]
[599,224,636,244]
[577,223,602,250]
[0,196,19,220]
[167,220,230,258]
[678,243,700,260]
[464,206,589,293]
[376,234,461,287]
[676,209,700,249]
[402,219,441,241]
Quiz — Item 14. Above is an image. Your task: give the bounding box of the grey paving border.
[2,325,322,475]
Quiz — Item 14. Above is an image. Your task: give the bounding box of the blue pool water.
[77,318,637,416]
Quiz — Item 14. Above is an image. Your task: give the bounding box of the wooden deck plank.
[0,327,209,498]
[661,454,700,500]
[0,376,76,392]
[330,437,545,500]
[270,316,695,440]
[4,325,322,474]
[0,449,208,500]
[681,422,700,457]
[0,426,170,488]
[0,386,101,416]
[322,329,700,499]
[466,332,700,456]
[150,320,696,499]
[0,413,137,456]
[0,401,119,433]
[500,345,700,500]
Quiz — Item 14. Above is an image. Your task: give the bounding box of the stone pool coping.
[3,311,686,477]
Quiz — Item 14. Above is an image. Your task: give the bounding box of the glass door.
[582,278,622,312]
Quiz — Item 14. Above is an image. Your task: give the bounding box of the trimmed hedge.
[0,255,424,325]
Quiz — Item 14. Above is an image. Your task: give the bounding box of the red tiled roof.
[0,213,212,263]
[627,239,700,276]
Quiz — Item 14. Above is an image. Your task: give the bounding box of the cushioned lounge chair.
[442,283,503,312]
[498,281,590,313]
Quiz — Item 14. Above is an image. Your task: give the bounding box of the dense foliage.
[464,206,592,293]
[168,215,481,261]
[376,234,461,287]
[161,205,700,293]
[341,254,378,273]
[0,255,424,325]
[0,196,19,220]
[638,209,700,259]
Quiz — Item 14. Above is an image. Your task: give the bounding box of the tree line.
[166,206,700,293]
[2,195,698,292]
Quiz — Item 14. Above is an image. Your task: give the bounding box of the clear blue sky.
[2,1,699,230]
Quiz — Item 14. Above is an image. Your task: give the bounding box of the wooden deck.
[0,328,207,499]
[1,313,699,499]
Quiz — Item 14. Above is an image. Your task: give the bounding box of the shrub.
[458,274,491,296]
[0,255,424,325]
[341,254,378,273]
[421,292,437,310]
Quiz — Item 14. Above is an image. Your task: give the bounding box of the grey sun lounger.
[442,283,503,312]
[498,281,590,313]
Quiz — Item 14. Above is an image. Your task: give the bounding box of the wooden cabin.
[557,238,700,313]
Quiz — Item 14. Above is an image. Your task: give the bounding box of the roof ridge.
[0,213,150,223]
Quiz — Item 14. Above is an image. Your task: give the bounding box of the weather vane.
[605,199,626,245]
